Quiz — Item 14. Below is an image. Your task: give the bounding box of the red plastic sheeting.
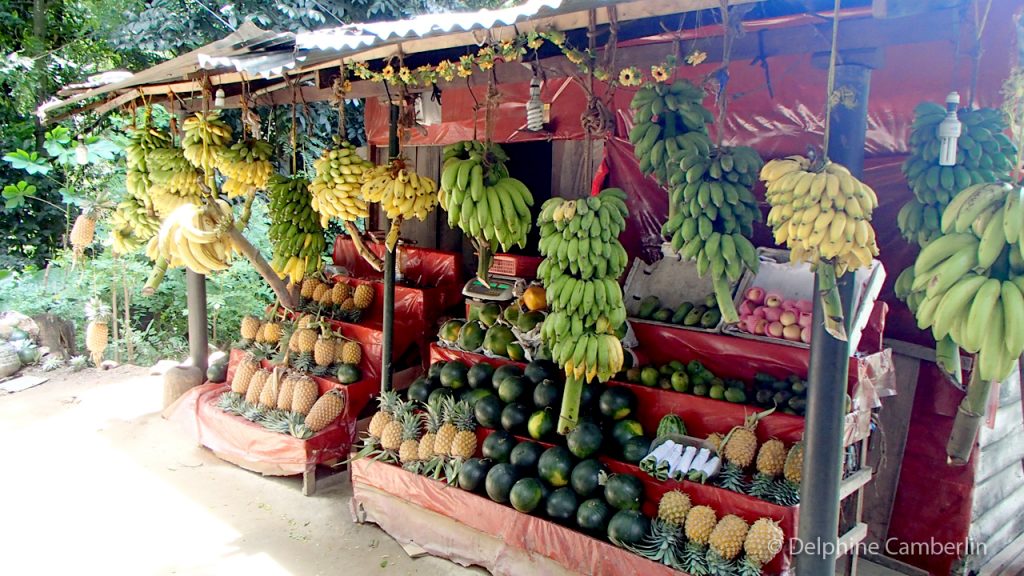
[353,457,795,575]
[167,351,378,476]
[366,4,1016,154]
[332,236,462,288]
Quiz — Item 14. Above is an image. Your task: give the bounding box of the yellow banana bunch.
[761,156,879,277]
[362,157,438,251]
[217,139,274,198]
[124,126,173,207]
[182,112,232,171]
[155,200,237,275]
[146,147,205,216]
[268,175,325,284]
[109,196,161,256]
[309,138,372,226]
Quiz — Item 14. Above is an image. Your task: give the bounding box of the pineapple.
[784,443,803,484]
[70,213,97,260]
[398,410,424,464]
[380,400,408,451]
[244,370,270,405]
[262,321,282,344]
[331,282,352,306]
[339,340,362,365]
[418,400,443,461]
[231,353,261,395]
[353,284,374,309]
[658,490,692,527]
[750,439,787,500]
[292,328,318,372]
[682,505,717,575]
[368,390,399,439]
[707,514,749,573]
[719,412,765,494]
[296,313,318,329]
[312,283,330,304]
[340,297,357,311]
[254,323,268,344]
[277,373,300,411]
[772,442,805,506]
[314,334,335,367]
[304,388,345,432]
[84,299,110,367]
[449,400,477,460]
[433,396,458,457]
[741,518,785,573]
[706,432,725,453]
[300,278,321,299]
[240,315,261,343]
[318,287,334,308]
[258,370,281,409]
[290,375,320,415]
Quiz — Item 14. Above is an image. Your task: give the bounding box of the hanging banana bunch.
[268,175,326,284]
[439,140,534,282]
[124,125,172,208]
[362,157,438,251]
[760,156,880,339]
[218,138,275,198]
[147,147,205,216]
[629,80,714,185]
[181,111,232,173]
[150,200,238,275]
[110,195,162,255]
[310,137,382,271]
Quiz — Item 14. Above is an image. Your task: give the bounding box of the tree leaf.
[3,150,51,175]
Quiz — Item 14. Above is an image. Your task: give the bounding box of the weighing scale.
[462,275,518,302]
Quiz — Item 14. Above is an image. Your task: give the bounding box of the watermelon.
[610,419,644,448]
[407,377,435,404]
[427,361,446,383]
[467,363,495,389]
[608,510,651,547]
[576,499,612,533]
[656,414,687,437]
[458,458,492,492]
[428,387,454,405]
[570,459,607,499]
[492,364,523,390]
[537,446,574,488]
[336,364,361,384]
[440,360,469,389]
[545,488,579,523]
[524,359,558,384]
[621,436,651,464]
[485,463,519,503]
[474,395,503,429]
[532,379,561,409]
[482,430,516,463]
[501,402,530,433]
[510,441,545,472]
[498,375,529,404]
[599,387,636,420]
[604,473,644,511]
[510,478,545,513]
[527,408,556,440]
[567,421,603,459]
[461,388,494,409]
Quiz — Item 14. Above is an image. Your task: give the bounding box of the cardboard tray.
[722,247,885,351]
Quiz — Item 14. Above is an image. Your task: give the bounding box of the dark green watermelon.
[440,360,469,389]
[474,395,504,429]
[610,419,645,448]
[207,361,228,383]
[599,387,636,420]
[604,473,644,511]
[428,387,454,405]
[532,379,561,409]
[407,377,435,404]
[501,402,530,433]
[567,422,603,459]
[427,361,446,383]
[458,458,492,492]
[537,446,574,488]
[527,408,556,440]
[524,359,558,384]
[576,498,612,533]
[481,430,516,463]
[492,364,524,390]
[546,487,579,523]
[510,478,545,513]
[498,375,530,404]
[467,363,495,390]
[510,441,545,472]
[608,510,650,547]
[570,459,607,499]
[621,436,651,464]
[485,463,519,503]
[336,364,361,384]
[461,388,495,410]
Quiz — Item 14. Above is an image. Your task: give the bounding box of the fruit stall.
[45,0,1024,574]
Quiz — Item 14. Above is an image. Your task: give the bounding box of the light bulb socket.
[214,88,226,108]
[75,139,89,165]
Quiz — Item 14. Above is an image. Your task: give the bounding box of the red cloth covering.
[166,349,377,476]
[353,457,794,575]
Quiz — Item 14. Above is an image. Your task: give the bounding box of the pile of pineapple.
[281,313,363,376]
[298,277,375,323]
[218,356,347,439]
[624,489,785,575]
[709,414,804,506]
[237,313,283,357]
[361,391,477,477]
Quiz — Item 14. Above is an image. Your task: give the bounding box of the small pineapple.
[317,286,334,308]
[784,442,803,484]
[296,313,318,330]
[706,432,725,452]
[300,278,321,299]
[240,315,262,343]
[292,328,318,372]
[418,400,443,460]
[254,323,268,344]
[314,334,335,367]
[277,372,300,412]
[368,390,399,439]
[353,284,374,309]
[707,514,749,573]
[70,212,97,260]
[258,370,282,410]
[380,400,408,451]
[658,490,692,527]
[231,353,261,395]
[449,400,477,460]
[682,505,717,575]
[772,442,804,506]
[244,370,270,405]
[331,282,352,306]
[398,410,423,464]
[719,412,766,494]
[433,396,458,457]
[262,321,282,344]
[741,518,785,573]
[290,375,320,415]
[304,388,345,433]
[751,439,787,500]
[84,298,110,366]
[340,297,357,311]
[312,283,330,304]
[339,340,362,365]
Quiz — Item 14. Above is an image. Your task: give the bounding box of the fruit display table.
[167,349,377,494]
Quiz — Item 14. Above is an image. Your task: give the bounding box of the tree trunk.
[32,0,48,152]
[226,227,298,310]
[32,313,75,358]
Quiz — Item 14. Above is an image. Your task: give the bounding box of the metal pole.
[186,269,209,373]
[797,62,871,575]
[380,103,400,393]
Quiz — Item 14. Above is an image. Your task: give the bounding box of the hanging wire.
[966,0,994,107]
[821,0,842,159]
[290,75,298,174]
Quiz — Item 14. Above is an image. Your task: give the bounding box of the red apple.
[780,310,798,326]
[764,307,783,322]
[782,299,799,311]
[753,319,769,335]
[753,306,768,319]
[800,326,811,343]
[746,286,766,305]
[739,300,754,316]
[765,292,783,308]
[767,321,784,338]
[798,312,813,328]
[743,316,759,333]
[796,299,813,314]
[783,324,802,341]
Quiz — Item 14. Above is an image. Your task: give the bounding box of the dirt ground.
[0,365,482,575]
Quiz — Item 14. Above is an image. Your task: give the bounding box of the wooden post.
[186,270,208,373]
[381,103,400,394]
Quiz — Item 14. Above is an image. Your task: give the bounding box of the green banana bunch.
[268,175,326,284]
[181,111,232,172]
[109,196,162,256]
[908,182,1024,383]
[124,126,173,209]
[146,147,205,216]
[628,79,713,185]
[439,140,533,251]
[898,102,1017,246]
[218,138,275,198]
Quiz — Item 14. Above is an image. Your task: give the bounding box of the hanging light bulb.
[214,88,226,108]
[75,136,88,165]
[526,75,544,132]
[938,91,961,167]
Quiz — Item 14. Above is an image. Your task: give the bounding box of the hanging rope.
[967,0,994,108]
[714,0,734,148]
[821,0,842,159]
[335,59,347,138]
[289,76,298,174]
[467,74,480,140]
